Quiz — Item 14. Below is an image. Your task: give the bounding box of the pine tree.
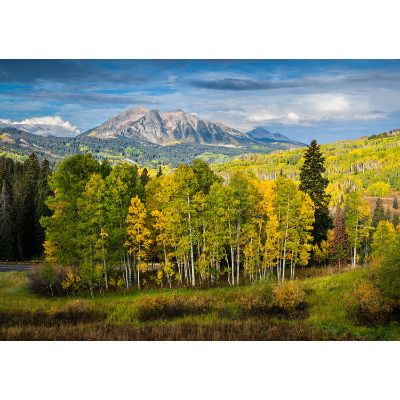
[372,197,385,227]
[156,165,163,178]
[393,196,398,210]
[140,168,150,187]
[332,208,349,268]
[0,180,13,260]
[385,206,392,222]
[299,139,332,244]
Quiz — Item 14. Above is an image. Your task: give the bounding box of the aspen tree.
[126,196,152,290]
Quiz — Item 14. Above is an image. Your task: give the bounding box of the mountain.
[247,127,306,146]
[83,107,254,146]
[0,116,80,137]
[1,109,305,167]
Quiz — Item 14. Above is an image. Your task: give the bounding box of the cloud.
[189,77,315,91]
[0,116,80,137]
[1,60,400,142]
[243,93,388,127]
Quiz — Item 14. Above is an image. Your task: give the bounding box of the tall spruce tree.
[140,168,150,187]
[299,139,332,244]
[393,196,398,210]
[0,180,13,260]
[372,197,385,227]
[332,208,349,267]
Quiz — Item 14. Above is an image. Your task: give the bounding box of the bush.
[135,294,210,322]
[273,281,305,314]
[237,293,269,316]
[27,265,68,296]
[55,300,104,323]
[346,281,392,325]
[237,285,274,316]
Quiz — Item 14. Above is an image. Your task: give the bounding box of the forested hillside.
[214,132,400,205]
[0,155,51,260]
[3,139,400,341]
[0,127,297,168]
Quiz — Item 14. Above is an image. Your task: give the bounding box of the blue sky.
[1,60,400,142]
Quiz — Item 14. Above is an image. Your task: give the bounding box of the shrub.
[54,300,104,323]
[273,281,305,314]
[237,293,270,316]
[27,265,68,296]
[135,294,210,322]
[346,281,392,325]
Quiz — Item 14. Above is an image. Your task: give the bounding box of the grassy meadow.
[1,266,399,340]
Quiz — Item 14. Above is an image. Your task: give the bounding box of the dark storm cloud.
[0,89,159,105]
[189,77,311,91]
[0,60,153,84]
[189,71,400,91]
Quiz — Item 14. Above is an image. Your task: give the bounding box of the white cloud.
[0,115,80,137]
[238,92,388,128]
[286,112,301,123]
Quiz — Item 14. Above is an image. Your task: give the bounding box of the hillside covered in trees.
[0,155,51,261]
[0,126,295,168]
[214,132,400,205]
[2,137,400,340]
[15,136,397,298]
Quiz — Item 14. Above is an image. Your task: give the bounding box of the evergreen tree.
[332,208,349,267]
[140,168,150,187]
[385,206,392,222]
[393,213,400,227]
[372,197,385,227]
[0,180,13,260]
[156,165,163,178]
[299,139,332,244]
[393,196,398,210]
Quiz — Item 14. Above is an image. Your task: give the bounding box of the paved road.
[0,263,41,272]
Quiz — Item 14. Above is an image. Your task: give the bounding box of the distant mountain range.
[0,107,305,166]
[247,127,306,146]
[83,107,262,146]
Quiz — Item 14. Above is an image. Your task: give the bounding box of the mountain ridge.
[247,127,306,146]
[0,108,305,166]
[83,107,256,147]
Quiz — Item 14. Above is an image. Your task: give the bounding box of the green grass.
[0,266,399,340]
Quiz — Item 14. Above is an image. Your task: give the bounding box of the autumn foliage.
[345,281,392,325]
[273,281,305,314]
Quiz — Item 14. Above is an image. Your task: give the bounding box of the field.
[1,266,399,340]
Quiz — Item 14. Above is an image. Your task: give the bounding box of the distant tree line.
[0,154,51,260]
[0,127,276,168]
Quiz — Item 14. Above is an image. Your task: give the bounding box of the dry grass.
[1,267,400,340]
[0,318,353,341]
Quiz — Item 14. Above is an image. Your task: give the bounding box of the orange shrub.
[135,294,210,321]
[346,281,392,325]
[238,292,271,316]
[273,281,305,313]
